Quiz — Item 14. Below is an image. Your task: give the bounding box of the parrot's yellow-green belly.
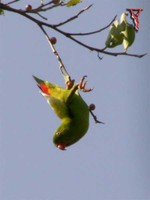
[52,91,90,148]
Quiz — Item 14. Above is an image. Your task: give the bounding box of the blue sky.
[0,0,150,200]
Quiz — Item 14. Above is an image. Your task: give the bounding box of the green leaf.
[121,24,135,51]
[105,20,125,48]
[120,12,127,24]
[105,12,136,50]
[0,8,4,15]
[66,0,81,7]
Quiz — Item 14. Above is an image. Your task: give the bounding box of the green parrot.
[33,75,92,150]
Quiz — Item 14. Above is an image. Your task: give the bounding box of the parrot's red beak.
[57,144,66,150]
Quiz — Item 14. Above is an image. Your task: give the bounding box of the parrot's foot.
[78,76,93,92]
[66,78,75,90]
[57,144,67,150]
[89,104,105,124]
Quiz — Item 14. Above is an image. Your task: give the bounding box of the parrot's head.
[52,121,75,151]
[53,129,71,150]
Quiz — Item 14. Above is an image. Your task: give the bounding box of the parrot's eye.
[56,132,61,136]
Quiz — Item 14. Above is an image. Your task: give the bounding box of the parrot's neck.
[62,117,72,125]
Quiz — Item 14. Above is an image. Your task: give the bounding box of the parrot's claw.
[78,76,93,92]
[66,78,75,90]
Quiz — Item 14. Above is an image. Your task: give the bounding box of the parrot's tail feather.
[33,75,44,84]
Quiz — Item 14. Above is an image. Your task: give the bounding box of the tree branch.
[38,24,72,84]
[0,2,146,58]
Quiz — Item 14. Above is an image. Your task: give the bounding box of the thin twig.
[38,24,72,83]
[97,52,103,60]
[33,1,53,11]
[63,15,117,36]
[54,4,93,27]
[40,4,61,12]
[36,12,48,20]
[26,2,60,14]
[7,0,19,5]
[89,110,105,124]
